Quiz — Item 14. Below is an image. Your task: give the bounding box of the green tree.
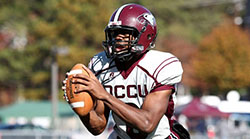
[0,0,118,102]
[141,0,230,43]
[193,20,250,94]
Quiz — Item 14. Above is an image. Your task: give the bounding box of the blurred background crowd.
[0,0,250,139]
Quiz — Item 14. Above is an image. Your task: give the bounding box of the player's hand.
[62,72,69,102]
[72,65,108,100]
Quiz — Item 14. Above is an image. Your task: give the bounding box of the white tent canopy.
[218,101,250,113]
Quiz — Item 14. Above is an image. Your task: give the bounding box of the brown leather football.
[66,63,94,116]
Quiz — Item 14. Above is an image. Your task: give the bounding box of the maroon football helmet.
[102,4,157,62]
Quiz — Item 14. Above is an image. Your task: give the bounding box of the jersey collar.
[115,51,147,79]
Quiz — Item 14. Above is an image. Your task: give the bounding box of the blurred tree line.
[0,0,249,105]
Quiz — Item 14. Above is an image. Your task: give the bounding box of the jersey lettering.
[104,85,149,98]
[138,85,148,97]
[115,85,125,98]
[127,85,137,98]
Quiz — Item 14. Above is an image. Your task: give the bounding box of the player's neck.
[115,59,134,71]
[115,53,145,71]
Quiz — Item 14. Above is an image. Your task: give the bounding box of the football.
[65,63,94,116]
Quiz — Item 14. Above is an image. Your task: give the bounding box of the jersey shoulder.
[141,50,177,63]
[139,50,183,85]
[88,51,113,74]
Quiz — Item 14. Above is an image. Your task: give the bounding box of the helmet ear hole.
[147,34,152,40]
[150,42,155,48]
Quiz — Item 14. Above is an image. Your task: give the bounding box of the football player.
[63,3,189,139]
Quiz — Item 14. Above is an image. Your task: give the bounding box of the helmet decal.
[137,13,156,26]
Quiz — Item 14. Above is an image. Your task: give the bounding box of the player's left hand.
[62,72,69,102]
[72,65,108,100]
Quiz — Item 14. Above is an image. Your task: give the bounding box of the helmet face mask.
[103,26,139,62]
[102,4,157,63]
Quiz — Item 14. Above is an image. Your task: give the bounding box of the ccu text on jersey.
[104,84,149,98]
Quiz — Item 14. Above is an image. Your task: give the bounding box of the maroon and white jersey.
[88,50,183,139]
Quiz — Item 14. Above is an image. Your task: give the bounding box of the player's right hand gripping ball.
[65,63,94,116]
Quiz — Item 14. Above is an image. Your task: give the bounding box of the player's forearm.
[79,111,106,135]
[79,100,107,135]
[102,93,156,133]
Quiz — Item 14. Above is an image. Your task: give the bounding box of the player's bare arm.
[73,65,172,133]
[78,99,110,135]
[104,89,171,133]
[62,70,109,135]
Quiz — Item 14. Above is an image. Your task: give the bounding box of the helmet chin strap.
[132,45,144,52]
[115,54,131,63]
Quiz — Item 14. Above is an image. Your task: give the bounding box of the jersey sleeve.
[151,57,183,93]
[140,51,183,93]
[155,57,183,86]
